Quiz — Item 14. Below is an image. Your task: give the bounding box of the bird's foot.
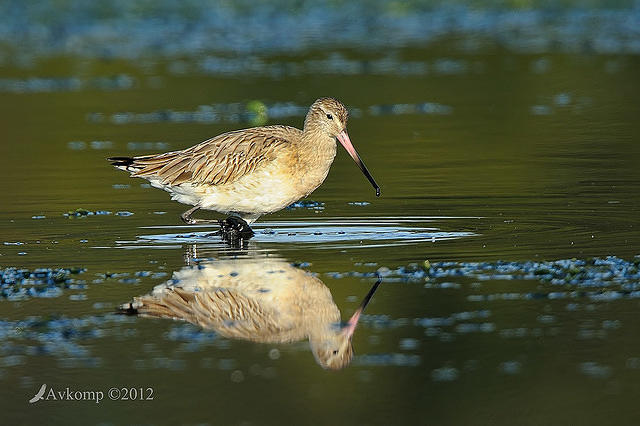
[181,216,217,225]
[181,217,197,225]
[184,244,198,266]
[180,206,219,224]
[219,217,254,241]
[181,206,200,224]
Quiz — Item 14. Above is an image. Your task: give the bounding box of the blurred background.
[1,1,640,424]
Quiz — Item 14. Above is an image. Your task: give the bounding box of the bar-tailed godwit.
[120,257,381,370]
[108,98,379,237]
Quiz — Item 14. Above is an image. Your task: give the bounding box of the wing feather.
[127,287,291,342]
[129,126,297,186]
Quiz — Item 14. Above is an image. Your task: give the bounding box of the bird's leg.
[180,206,218,224]
[181,206,200,224]
[219,216,255,241]
[184,244,198,266]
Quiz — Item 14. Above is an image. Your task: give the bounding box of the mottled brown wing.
[130,126,296,186]
[126,287,295,343]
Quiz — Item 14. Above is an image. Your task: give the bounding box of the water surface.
[1,5,640,424]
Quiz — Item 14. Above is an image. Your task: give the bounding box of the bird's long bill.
[336,130,381,197]
[343,277,382,339]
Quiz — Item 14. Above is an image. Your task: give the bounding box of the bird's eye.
[332,350,339,355]
[326,114,333,120]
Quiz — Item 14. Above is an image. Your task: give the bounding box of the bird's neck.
[306,318,341,347]
[299,125,337,162]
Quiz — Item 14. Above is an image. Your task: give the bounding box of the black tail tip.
[116,303,139,316]
[108,156,134,167]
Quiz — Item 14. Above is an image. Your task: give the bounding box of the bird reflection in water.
[120,248,381,370]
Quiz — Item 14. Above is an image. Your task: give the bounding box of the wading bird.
[119,257,381,370]
[108,98,380,239]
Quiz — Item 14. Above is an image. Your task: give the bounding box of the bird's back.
[121,258,339,343]
[109,125,302,187]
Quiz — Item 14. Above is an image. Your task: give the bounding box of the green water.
[1,49,640,425]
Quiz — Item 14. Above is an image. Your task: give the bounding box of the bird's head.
[309,277,382,370]
[305,97,380,197]
[305,97,350,138]
[310,330,354,370]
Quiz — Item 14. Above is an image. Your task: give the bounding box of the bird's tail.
[107,156,141,173]
[117,288,196,322]
[107,153,181,179]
